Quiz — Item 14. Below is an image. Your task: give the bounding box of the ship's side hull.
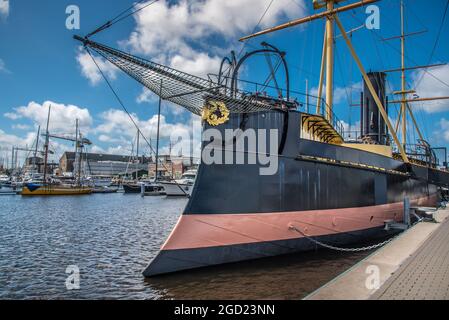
[143,110,446,277]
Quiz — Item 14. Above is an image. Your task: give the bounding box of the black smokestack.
[361,72,388,145]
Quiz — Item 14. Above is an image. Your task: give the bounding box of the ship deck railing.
[208,73,346,139]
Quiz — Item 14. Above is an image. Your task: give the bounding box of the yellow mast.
[325,0,335,122]
[335,16,409,162]
[316,28,327,114]
[239,0,410,163]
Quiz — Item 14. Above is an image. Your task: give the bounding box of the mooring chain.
[288,225,395,253]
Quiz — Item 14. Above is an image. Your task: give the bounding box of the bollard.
[141,183,145,197]
[404,197,410,227]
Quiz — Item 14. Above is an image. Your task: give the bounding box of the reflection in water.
[146,250,369,300]
[0,194,368,300]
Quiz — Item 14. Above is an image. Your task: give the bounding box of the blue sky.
[1,0,449,167]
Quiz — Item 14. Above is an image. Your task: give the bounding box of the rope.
[85,48,191,197]
[236,0,275,58]
[348,6,449,91]
[413,0,449,89]
[289,225,396,252]
[86,0,160,38]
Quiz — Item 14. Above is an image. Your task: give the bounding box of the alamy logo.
[202,128,279,176]
[65,265,80,290]
[365,265,380,290]
[65,5,80,30]
[365,5,380,30]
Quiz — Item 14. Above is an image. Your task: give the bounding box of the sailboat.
[21,107,92,196]
[75,0,449,276]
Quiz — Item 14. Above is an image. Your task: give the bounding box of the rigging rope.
[413,0,449,89]
[236,0,275,59]
[86,0,160,38]
[348,5,449,91]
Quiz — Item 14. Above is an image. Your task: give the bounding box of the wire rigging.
[236,0,276,59]
[413,0,449,89]
[348,3,449,90]
[86,0,160,38]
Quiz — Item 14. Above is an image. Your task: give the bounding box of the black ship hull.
[144,110,448,276]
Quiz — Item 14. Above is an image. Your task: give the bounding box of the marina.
[1,0,449,303]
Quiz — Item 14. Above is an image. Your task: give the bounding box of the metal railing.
[207,74,347,139]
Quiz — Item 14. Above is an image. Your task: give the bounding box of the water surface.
[0,193,369,300]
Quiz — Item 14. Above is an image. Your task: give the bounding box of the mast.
[75,119,79,184]
[325,0,335,121]
[316,29,327,114]
[33,126,41,172]
[75,119,83,186]
[43,105,51,184]
[239,0,409,162]
[11,147,14,171]
[400,0,407,149]
[136,129,140,180]
[305,79,309,113]
[155,80,162,181]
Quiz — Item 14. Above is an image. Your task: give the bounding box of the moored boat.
[123,182,163,194]
[92,186,119,194]
[160,170,197,197]
[21,183,92,196]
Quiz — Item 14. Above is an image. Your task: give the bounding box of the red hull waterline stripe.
[142,195,437,277]
[162,196,437,251]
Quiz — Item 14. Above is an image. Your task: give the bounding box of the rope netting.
[77,37,285,116]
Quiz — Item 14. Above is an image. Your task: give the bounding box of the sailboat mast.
[76,119,83,186]
[400,0,407,149]
[43,105,51,183]
[136,129,139,180]
[34,126,40,172]
[325,0,335,121]
[155,80,162,181]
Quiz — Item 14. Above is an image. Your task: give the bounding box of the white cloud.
[439,118,449,143]
[310,82,362,106]
[0,0,9,19]
[412,64,449,113]
[5,101,93,134]
[137,87,188,117]
[0,130,34,148]
[94,108,201,158]
[170,52,222,78]
[95,109,190,142]
[89,145,106,154]
[76,47,119,85]
[0,58,10,73]
[136,88,156,104]
[123,0,306,78]
[0,130,43,167]
[12,124,32,130]
[4,112,21,120]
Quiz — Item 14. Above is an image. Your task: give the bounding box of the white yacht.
[0,174,10,184]
[160,170,197,197]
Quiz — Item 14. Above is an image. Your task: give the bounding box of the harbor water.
[0,193,370,300]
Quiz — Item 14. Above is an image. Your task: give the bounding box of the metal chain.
[289,225,395,253]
